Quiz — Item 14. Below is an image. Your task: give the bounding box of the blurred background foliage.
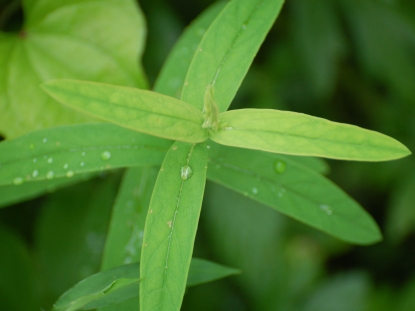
[1,0,415,310]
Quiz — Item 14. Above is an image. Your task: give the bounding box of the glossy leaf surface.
[212,109,411,161]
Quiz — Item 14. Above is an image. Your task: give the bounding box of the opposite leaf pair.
[41,79,410,162]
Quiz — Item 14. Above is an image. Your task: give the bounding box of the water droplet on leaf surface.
[101,151,111,161]
[32,170,39,178]
[274,160,287,174]
[46,171,54,180]
[180,166,193,180]
[13,177,24,185]
[320,204,332,215]
[252,187,258,195]
[66,171,74,178]
[47,157,53,163]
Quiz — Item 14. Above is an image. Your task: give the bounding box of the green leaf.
[0,0,147,138]
[0,123,171,186]
[101,166,159,270]
[52,258,238,311]
[211,109,411,161]
[140,142,208,311]
[207,143,382,244]
[154,1,226,98]
[0,173,94,208]
[181,0,284,112]
[186,258,241,287]
[41,80,208,143]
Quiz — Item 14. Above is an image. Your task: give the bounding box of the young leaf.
[181,0,285,112]
[0,123,171,186]
[41,80,208,143]
[101,166,159,270]
[0,0,147,139]
[52,259,239,311]
[207,143,382,244]
[154,1,226,98]
[140,142,208,311]
[211,109,411,161]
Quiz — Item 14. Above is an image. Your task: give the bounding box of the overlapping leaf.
[52,259,239,311]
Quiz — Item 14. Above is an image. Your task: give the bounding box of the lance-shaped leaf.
[52,259,239,311]
[211,109,411,161]
[140,141,208,311]
[154,1,226,98]
[0,123,171,186]
[207,143,381,244]
[41,80,208,143]
[181,0,284,111]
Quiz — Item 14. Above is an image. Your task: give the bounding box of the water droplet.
[172,146,178,151]
[33,158,37,163]
[252,187,258,195]
[243,191,249,197]
[46,171,54,180]
[274,160,287,174]
[223,126,234,130]
[42,138,47,143]
[180,165,193,180]
[32,170,39,178]
[101,151,111,161]
[81,152,86,156]
[80,162,85,167]
[47,157,53,164]
[29,144,35,149]
[242,24,247,29]
[206,145,211,149]
[320,204,332,215]
[66,171,74,178]
[13,177,24,185]
[63,163,69,169]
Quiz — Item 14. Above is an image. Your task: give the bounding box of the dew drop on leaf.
[42,138,47,143]
[63,163,69,169]
[30,144,35,149]
[13,177,24,185]
[33,158,37,163]
[66,171,74,178]
[32,170,39,178]
[101,151,111,161]
[320,204,333,215]
[47,157,53,163]
[274,160,287,174]
[252,187,258,195]
[180,166,193,180]
[80,162,85,167]
[46,171,54,180]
